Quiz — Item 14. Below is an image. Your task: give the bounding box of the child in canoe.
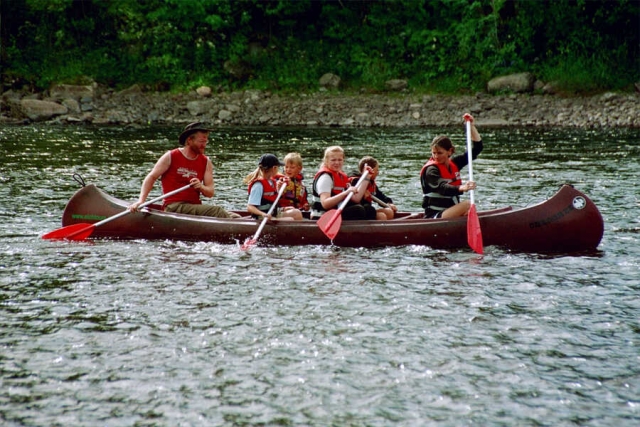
[311,146,372,220]
[420,113,483,218]
[278,152,310,212]
[349,156,397,220]
[243,153,303,221]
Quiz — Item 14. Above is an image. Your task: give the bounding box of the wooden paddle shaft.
[336,169,370,211]
[370,194,389,208]
[91,183,193,228]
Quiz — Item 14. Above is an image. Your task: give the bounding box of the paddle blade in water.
[317,209,342,240]
[467,204,483,254]
[241,238,257,250]
[42,223,95,240]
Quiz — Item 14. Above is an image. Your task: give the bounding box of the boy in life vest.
[349,156,397,220]
[420,113,483,219]
[244,153,303,221]
[278,152,310,212]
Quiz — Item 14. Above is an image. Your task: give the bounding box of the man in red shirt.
[128,122,237,218]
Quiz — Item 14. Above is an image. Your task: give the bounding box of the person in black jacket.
[420,113,483,219]
[349,156,397,220]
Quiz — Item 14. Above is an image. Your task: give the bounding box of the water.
[1,124,639,426]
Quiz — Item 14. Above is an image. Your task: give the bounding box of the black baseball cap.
[258,153,284,168]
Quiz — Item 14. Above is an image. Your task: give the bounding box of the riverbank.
[3,84,639,128]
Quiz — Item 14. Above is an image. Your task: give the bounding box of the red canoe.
[54,183,603,252]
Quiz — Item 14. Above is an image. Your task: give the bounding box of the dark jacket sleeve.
[373,187,393,204]
[452,139,483,171]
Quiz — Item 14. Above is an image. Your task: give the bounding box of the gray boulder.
[49,84,94,101]
[18,99,68,121]
[385,79,408,91]
[186,100,217,116]
[319,73,341,90]
[487,72,535,94]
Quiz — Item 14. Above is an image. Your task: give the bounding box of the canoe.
[56,183,603,253]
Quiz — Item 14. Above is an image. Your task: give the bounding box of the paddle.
[370,194,389,208]
[465,117,483,254]
[241,182,287,250]
[42,183,192,241]
[317,169,370,240]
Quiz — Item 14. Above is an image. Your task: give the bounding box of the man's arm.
[128,151,171,211]
[196,158,215,198]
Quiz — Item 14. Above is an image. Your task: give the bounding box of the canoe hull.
[58,184,604,252]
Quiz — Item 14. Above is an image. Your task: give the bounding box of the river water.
[1,124,638,426]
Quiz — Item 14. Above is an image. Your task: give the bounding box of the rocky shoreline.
[2,83,639,128]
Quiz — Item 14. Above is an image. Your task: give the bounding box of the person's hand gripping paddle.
[317,168,370,240]
[465,115,483,254]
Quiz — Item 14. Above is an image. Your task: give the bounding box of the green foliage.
[2,0,638,94]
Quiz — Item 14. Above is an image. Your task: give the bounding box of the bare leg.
[441,200,470,219]
[281,207,303,221]
[377,207,394,220]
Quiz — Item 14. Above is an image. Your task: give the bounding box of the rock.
[187,100,217,116]
[1,82,638,127]
[196,86,212,97]
[542,81,561,94]
[385,79,408,91]
[218,110,232,120]
[2,89,23,102]
[18,99,68,121]
[62,98,81,114]
[244,89,263,102]
[49,84,94,101]
[533,80,545,92]
[224,59,252,80]
[319,73,341,89]
[487,72,535,94]
[116,84,142,96]
[600,92,619,102]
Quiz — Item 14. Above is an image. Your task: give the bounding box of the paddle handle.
[249,182,287,241]
[465,119,475,206]
[370,194,389,208]
[337,169,370,211]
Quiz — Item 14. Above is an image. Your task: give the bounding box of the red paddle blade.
[317,209,343,240]
[241,238,257,250]
[42,223,95,240]
[467,204,483,254]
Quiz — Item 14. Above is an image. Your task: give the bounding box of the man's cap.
[258,153,284,168]
[179,122,212,145]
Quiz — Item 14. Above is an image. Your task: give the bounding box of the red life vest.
[420,159,462,189]
[248,177,278,212]
[420,158,462,213]
[161,148,207,209]
[312,166,349,197]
